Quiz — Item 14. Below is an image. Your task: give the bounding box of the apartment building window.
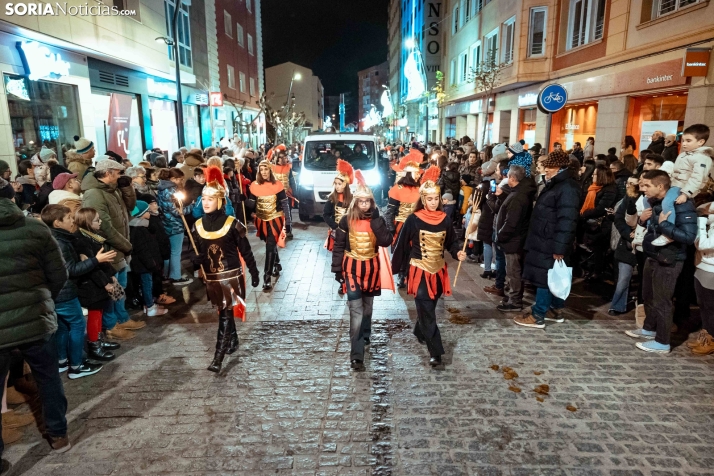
[247,34,254,55]
[164,0,192,67]
[653,0,698,18]
[239,72,246,93]
[484,29,498,65]
[227,65,235,89]
[502,17,515,64]
[474,0,483,14]
[470,41,481,71]
[249,77,256,97]
[460,52,468,83]
[450,59,457,86]
[567,0,605,50]
[237,23,244,46]
[224,11,232,37]
[528,7,547,57]
[452,5,460,34]
[465,0,472,21]
[246,0,252,13]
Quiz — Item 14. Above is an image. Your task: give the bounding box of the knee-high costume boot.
[208,309,234,373]
[263,248,275,290]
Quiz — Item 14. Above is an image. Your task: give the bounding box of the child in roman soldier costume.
[332,170,393,371]
[323,159,355,294]
[272,149,297,238]
[192,166,260,373]
[249,159,292,291]
[392,166,467,367]
[384,148,423,288]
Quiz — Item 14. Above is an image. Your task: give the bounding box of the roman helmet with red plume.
[335,159,354,185]
[352,169,373,200]
[202,165,227,206]
[391,148,423,179]
[266,144,287,162]
[419,165,441,199]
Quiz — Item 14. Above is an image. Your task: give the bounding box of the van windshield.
[304,141,375,171]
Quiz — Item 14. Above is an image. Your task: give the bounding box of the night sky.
[261,0,389,97]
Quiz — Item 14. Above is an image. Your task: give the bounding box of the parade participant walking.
[193,166,259,372]
[249,159,292,291]
[384,148,423,288]
[392,166,467,367]
[272,149,297,237]
[323,159,354,295]
[332,171,392,371]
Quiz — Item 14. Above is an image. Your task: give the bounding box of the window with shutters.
[528,7,547,57]
[567,0,605,50]
[502,17,515,64]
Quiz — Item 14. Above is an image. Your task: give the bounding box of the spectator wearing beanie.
[129,200,168,317]
[49,173,83,214]
[33,164,54,213]
[505,142,533,178]
[40,146,57,163]
[517,150,581,329]
[66,135,95,178]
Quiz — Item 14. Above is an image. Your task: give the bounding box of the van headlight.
[363,169,381,187]
[299,169,314,188]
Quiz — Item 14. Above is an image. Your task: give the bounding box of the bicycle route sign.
[537,83,568,114]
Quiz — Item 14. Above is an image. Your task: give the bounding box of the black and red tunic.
[249,181,291,242]
[331,211,393,296]
[322,194,349,252]
[392,210,461,299]
[384,185,420,245]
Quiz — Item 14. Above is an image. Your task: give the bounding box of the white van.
[296,133,382,221]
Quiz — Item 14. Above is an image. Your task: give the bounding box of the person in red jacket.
[392,166,467,367]
[249,160,291,291]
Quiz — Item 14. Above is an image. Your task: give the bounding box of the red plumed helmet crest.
[420,165,440,185]
[204,166,225,187]
[354,169,366,187]
[352,169,374,200]
[335,159,354,184]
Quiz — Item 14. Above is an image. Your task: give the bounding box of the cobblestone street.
[3,221,714,476]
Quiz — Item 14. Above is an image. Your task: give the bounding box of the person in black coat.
[627,170,698,353]
[517,151,581,329]
[661,134,679,162]
[138,193,175,306]
[610,160,631,203]
[42,205,115,378]
[129,200,167,316]
[477,179,497,279]
[492,166,536,312]
[580,166,618,279]
[609,178,640,315]
[648,132,665,155]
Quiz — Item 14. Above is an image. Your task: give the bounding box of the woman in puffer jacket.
[157,168,193,285]
[688,201,714,355]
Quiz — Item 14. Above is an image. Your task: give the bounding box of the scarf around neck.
[580,184,603,215]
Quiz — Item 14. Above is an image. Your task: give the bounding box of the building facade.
[387,0,402,137]
[439,0,714,154]
[0,0,267,175]
[264,62,324,132]
[358,61,388,132]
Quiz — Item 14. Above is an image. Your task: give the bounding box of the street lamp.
[156,33,184,147]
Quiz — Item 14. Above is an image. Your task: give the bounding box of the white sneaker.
[145,304,168,317]
[81,307,88,317]
[480,263,485,269]
[651,234,673,246]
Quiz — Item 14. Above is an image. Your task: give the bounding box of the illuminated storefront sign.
[4,76,30,100]
[16,41,70,81]
[147,78,177,99]
[518,93,537,107]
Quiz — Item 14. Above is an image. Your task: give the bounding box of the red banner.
[106,93,133,158]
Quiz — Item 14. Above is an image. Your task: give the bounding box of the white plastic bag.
[548,259,572,301]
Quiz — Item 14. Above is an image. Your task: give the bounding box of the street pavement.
[3,220,714,476]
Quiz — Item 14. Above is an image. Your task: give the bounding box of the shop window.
[502,17,516,64]
[149,98,178,158]
[626,93,688,151]
[4,74,82,164]
[164,0,192,68]
[92,91,143,162]
[528,7,547,57]
[519,108,538,147]
[550,102,598,150]
[227,65,235,89]
[567,0,605,50]
[237,23,244,46]
[484,29,499,66]
[224,11,232,37]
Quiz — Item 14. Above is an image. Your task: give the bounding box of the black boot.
[207,315,231,373]
[263,250,275,291]
[226,312,239,355]
[87,340,116,361]
[397,272,407,289]
[98,332,120,350]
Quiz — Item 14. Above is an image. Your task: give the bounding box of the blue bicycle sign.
[537,84,568,114]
